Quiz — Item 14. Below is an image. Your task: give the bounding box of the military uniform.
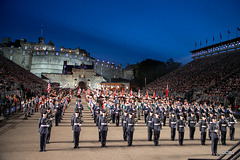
[71,112,82,148]
[96,111,102,141]
[219,115,228,145]
[99,114,109,147]
[188,115,196,140]
[126,115,136,146]
[210,118,220,156]
[152,115,162,146]
[146,113,154,141]
[228,113,237,141]
[38,115,49,152]
[46,109,53,143]
[199,117,208,145]
[169,115,177,141]
[207,114,214,140]
[177,116,185,145]
[122,113,128,141]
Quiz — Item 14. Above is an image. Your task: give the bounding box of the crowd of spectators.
[0,55,47,117]
[144,51,240,108]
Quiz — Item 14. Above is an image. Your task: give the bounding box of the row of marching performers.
[87,95,234,123]
[37,93,72,152]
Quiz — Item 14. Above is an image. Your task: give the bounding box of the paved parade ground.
[0,96,239,160]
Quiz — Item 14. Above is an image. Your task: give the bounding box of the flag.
[121,88,123,97]
[213,36,215,42]
[146,90,148,99]
[130,89,133,97]
[237,27,240,31]
[206,38,208,45]
[153,90,155,98]
[106,88,108,96]
[77,87,81,96]
[138,89,141,98]
[200,40,202,46]
[228,30,230,34]
[114,88,116,97]
[47,81,51,93]
[195,42,197,48]
[165,84,169,98]
[220,33,222,40]
[88,87,90,96]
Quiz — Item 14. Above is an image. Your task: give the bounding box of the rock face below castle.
[0,37,134,89]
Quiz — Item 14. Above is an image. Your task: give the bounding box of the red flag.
[130,89,133,97]
[121,88,123,97]
[146,90,148,99]
[88,87,90,96]
[165,85,169,98]
[114,88,116,97]
[106,88,108,96]
[47,81,51,93]
[77,87,81,96]
[153,90,155,98]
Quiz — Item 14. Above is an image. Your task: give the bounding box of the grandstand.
[0,55,47,99]
[144,50,240,105]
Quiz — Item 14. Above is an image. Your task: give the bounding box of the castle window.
[111,66,113,68]
[56,52,59,56]
[74,56,77,59]
[25,46,28,50]
[46,51,48,55]
[101,64,103,66]
[66,54,68,57]
[10,56,13,60]
[81,57,83,60]
[96,62,98,65]
[87,58,89,61]
[37,52,39,55]
[116,67,118,69]
[106,65,108,67]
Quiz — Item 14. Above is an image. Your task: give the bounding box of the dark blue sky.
[0,0,240,67]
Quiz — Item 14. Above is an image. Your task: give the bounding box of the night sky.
[0,0,240,67]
